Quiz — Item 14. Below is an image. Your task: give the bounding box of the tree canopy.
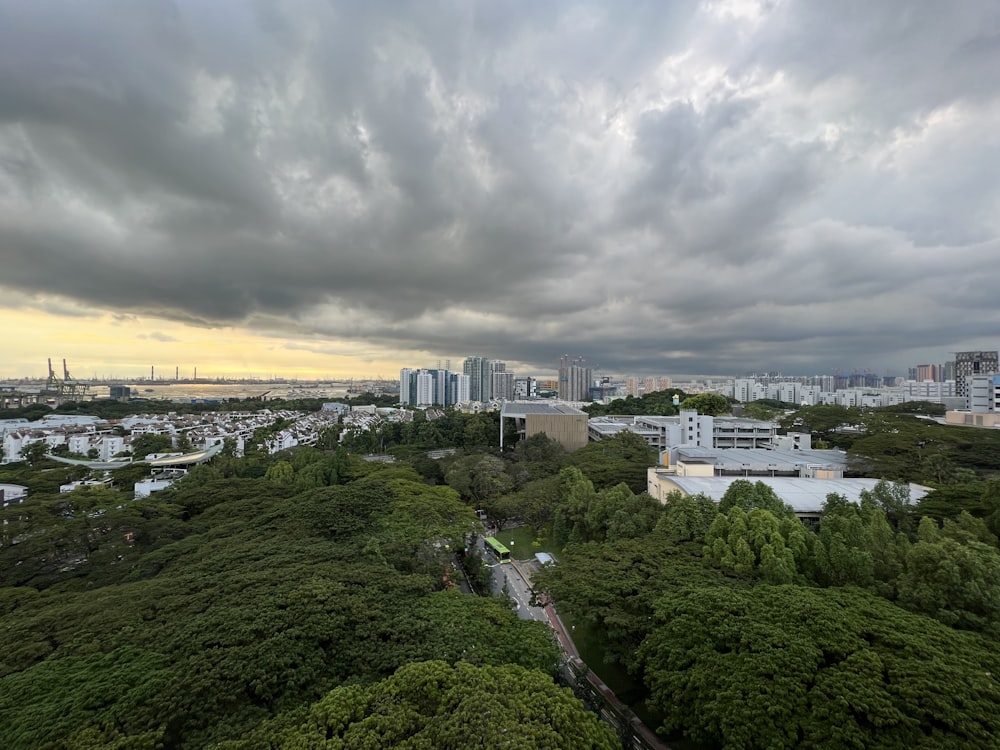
[224,660,619,749]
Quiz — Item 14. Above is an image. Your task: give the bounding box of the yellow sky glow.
[2,308,409,381]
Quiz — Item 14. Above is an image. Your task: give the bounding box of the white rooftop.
[662,475,930,514]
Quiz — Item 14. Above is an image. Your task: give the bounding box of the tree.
[22,441,50,465]
[130,433,173,459]
[550,467,597,546]
[679,393,731,416]
[780,404,862,442]
[263,460,294,484]
[896,535,1000,636]
[704,508,807,584]
[718,479,792,516]
[656,491,718,544]
[861,480,916,537]
[227,660,619,749]
[638,585,1000,750]
[566,431,655,493]
[533,532,742,671]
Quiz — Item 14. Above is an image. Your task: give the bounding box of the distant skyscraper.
[558,355,592,401]
[955,351,998,399]
[492,371,515,401]
[399,368,415,405]
[463,356,488,402]
[625,377,641,397]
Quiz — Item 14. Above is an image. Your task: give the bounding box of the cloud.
[138,331,179,343]
[1,0,999,376]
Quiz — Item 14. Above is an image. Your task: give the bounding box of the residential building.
[0,483,28,508]
[492,371,515,401]
[558,355,592,401]
[463,356,492,402]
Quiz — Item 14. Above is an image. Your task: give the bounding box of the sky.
[2,0,1000,381]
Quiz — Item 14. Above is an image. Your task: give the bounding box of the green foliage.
[848,414,1000,481]
[501,474,563,531]
[508,432,567,484]
[877,400,947,416]
[718,479,794,517]
[638,585,1000,750]
[896,536,1000,637]
[780,404,863,440]
[0,456,581,749]
[656,491,718,544]
[550,467,597,546]
[534,532,742,670]
[584,389,687,417]
[704,508,808,584]
[129,433,173,458]
[679,392,732,416]
[226,660,619,749]
[740,399,796,421]
[22,440,49,465]
[565,431,655,493]
[444,453,514,505]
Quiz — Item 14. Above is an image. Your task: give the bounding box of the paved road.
[477,534,545,621]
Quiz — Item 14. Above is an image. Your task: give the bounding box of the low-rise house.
[0,483,28,507]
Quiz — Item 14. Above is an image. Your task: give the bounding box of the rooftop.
[501,402,587,418]
[660,475,930,514]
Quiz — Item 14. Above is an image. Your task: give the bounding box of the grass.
[500,524,561,560]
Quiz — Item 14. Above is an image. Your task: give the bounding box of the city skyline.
[3,3,1000,378]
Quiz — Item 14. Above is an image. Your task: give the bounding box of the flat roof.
[660,475,930,514]
[501,402,587,418]
[673,446,847,469]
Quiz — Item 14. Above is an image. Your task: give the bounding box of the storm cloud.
[2,0,999,376]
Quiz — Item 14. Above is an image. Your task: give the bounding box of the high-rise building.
[915,364,941,383]
[401,367,467,406]
[558,355,592,401]
[625,377,641,397]
[448,373,470,404]
[955,351,999,399]
[399,368,415,406]
[463,356,495,402]
[513,376,537,400]
[492,372,515,401]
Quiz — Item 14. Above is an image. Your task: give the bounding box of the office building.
[955,351,998,399]
[513,376,537,400]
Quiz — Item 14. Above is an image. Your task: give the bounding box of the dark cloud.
[1,0,999,376]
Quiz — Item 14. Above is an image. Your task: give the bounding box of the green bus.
[484,536,510,563]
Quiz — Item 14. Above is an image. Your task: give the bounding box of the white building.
[646,473,930,524]
[589,410,776,452]
[0,483,28,507]
[967,374,1000,413]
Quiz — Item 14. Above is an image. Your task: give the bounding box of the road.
[476,533,546,622]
